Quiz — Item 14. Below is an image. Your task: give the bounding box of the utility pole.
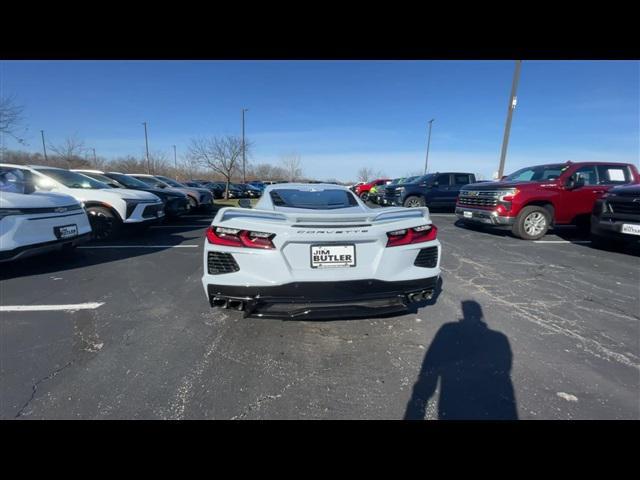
[242,108,248,183]
[40,130,48,162]
[497,60,522,179]
[173,145,177,178]
[142,122,150,174]
[92,148,97,164]
[423,119,435,174]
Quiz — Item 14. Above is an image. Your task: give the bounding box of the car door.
[451,174,473,206]
[561,165,603,221]
[430,174,453,206]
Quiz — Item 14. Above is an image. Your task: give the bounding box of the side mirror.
[238,199,252,209]
[566,175,585,190]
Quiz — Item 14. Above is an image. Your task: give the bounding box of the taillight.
[206,226,275,249]
[386,224,437,247]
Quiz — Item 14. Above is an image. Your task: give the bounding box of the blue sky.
[1,60,638,181]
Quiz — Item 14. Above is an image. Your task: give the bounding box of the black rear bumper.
[206,277,438,319]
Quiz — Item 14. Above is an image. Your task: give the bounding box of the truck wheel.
[404,196,426,208]
[512,206,550,240]
[87,206,122,241]
[359,192,369,202]
[187,196,198,209]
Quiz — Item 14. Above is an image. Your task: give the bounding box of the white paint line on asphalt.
[0,302,105,312]
[533,240,591,244]
[78,245,199,249]
[150,225,207,228]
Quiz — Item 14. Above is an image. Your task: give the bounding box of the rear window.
[596,165,631,185]
[270,189,359,210]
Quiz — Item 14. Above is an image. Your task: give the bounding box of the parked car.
[202,183,441,319]
[0,164,164,241]
[456,161,640,240]
[369,179,393,204]
[355,178,391,202]
[349,182,365,193]
[375,177,418,205]
[191,180,226,199]
[247,181,266,191]
[127,174,214,211]
[591,183,640,249]
[72,169,190,218]
[384,173,477,209]
[0,166,92,262]
[236,183,262,198]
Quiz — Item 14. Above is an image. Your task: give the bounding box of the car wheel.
[404,196,426,208]
[360,192,369,202]
[87,206,122,241]
[512,206,550,240]
[187,196,198,209]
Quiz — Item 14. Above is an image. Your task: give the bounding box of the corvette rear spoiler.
[216,207,431,225]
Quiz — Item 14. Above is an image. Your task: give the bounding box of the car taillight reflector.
[206,226,275,249]
[386,224,437,247]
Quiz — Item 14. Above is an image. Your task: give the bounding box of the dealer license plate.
[621,223,640,236]
[54,224,78,239]
[310,245,356,269]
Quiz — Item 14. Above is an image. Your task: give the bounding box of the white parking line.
[150,225,207,228]
[0,302,105,312]
[78,245,199,249]
[533,240,591,244]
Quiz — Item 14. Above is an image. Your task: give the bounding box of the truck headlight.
[498,189,519,202]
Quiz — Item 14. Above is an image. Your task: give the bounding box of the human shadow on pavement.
[404,300,518,420]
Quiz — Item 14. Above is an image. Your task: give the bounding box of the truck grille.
[208,252,240,274]
[414,246,438,268]
[457,190,502,208]
[609,200,640,216]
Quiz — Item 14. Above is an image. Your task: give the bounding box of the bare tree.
[357,166,374,183]
[0,95,27,146]
[48,135,88,167]
[188,135,246,199]
[280,152,303,182]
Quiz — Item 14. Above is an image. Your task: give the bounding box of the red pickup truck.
[355,178,391,202]
[455,161,640,240]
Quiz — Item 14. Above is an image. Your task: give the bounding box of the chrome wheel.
[405,198,423,208]
[523,212,547,236]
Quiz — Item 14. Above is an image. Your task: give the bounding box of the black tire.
[404,196,426,208]
[359,192,369,202]
[86,206,122,241]
[512,206,551,240]
[187,195,198,209]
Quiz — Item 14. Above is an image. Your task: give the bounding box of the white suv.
[0,164,164,241]
[0,166,92,262]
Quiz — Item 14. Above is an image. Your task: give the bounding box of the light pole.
[497,60,522,179]
[40,130,48,162]
[173,145,177,178]
[142,121,150,174]
[242,108,248,183]
[92,148,97,164]
[423,119,435,174]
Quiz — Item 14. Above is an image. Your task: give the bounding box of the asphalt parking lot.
[1,208,638,419]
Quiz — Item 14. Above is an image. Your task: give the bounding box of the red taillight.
[386,224,437,247]
[206,226,275,249]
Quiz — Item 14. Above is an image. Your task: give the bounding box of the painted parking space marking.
[533,240,591,244]
[0,302,105,312]
[78,245,199,249]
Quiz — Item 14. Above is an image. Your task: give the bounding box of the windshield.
[107,173,149,189]
[80,172,123,188]
[270,188,359,210]
[36,168,108,189]
[135,176,168,188]
[0,167,32,194]
[156,176,185,188]
[504,164,567,182]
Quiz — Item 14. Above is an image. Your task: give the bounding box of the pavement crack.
[15,361,74,418]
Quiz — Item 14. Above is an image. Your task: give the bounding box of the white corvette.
[202,183,441,319]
